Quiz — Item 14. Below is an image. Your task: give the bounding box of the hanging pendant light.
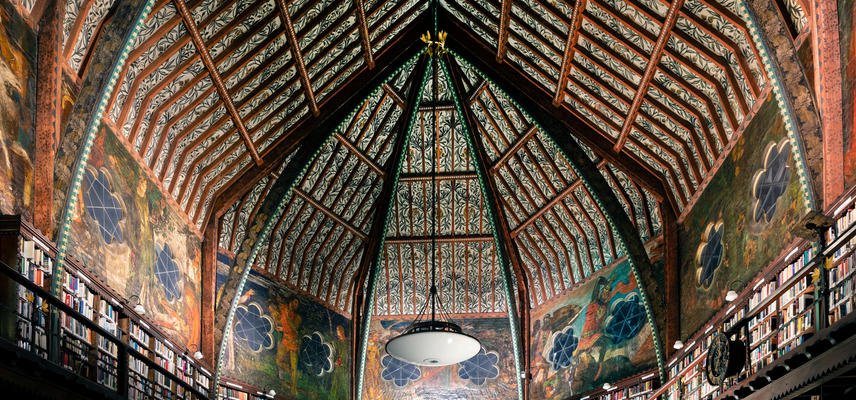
[385,39,481,366]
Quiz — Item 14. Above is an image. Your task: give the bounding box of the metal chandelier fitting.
[384,36,481,367]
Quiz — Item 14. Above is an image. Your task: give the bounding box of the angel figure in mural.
[276,298,302,395]
[572,276,633,386]
[329,325,348,399]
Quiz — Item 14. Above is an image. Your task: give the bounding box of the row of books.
[778,248,813,283]
[593,379,654,399]
[6,231,212,399]
[826,201,855,243]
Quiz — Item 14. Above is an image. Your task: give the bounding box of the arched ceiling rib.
[219,51,665,315]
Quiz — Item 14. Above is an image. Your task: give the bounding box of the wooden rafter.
[276,0,320,116]
[553,0,587,106]
[293,189,368,241]
[613,0,684,152]
[496,0,511,62]
[354,0,375,69]
[173,0,262,166]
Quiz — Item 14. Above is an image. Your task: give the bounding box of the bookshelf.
[649,191,856,399]
[217,381,271,400]
[0,216,211,400]
[583,371,657,400]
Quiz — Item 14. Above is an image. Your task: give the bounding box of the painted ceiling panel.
[370,0,428,52]
[440,0,499,48]
[438,0,769,214]
[66,0,119,73]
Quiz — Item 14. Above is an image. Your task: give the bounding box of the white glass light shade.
[385,321,481,366]
[193,351,203,360]
[725,290,739,302]
[134,304,146,315]
[673,340,684,350]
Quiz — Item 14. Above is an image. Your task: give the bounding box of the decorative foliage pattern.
[696,221,724,288]
[444,0,769,216]
[455,58,625,306]
[299,332,334,376]
[380,354,421,387]
[604,293,646,344]
[233,302,274,352]
[458,349,500,385]
[154,243,183,301]
[82,169,124,244]
[752,140,791,223]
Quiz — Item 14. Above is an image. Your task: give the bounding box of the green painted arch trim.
[440,56,525,400]
[51,0,157,297]
[736,0,816,212]
[354,53,430,399]
[446,50,668,384]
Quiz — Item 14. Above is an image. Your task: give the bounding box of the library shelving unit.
[217,380,273,400]
[0,215,212,400]
[649,191,856,400]
[576,370,657,400]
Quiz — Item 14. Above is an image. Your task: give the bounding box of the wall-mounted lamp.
[602,382,613,391]
[725,280,743,302]
[673,340,684,350]
[187,344,203,360]
[127,295,146,315]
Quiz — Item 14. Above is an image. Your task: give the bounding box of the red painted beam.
[553,0,586,106]
[355,0,375,69]
[276,0,320,116]
[613,0,684,152]
[34,0,64,238]
[173,0,263,166]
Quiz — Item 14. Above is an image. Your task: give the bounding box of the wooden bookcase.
[0,216,212,399]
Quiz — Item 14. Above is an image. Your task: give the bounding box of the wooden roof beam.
[553,0,587,106]
[293,188,368,241]
[496,0,511,62]
[276,0,320,116]
[355,0,375,69]
[613,0,684,152]
[173,0,263,166]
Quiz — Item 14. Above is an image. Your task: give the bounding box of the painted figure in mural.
[276,298,302,394]
[330,325,348,399]
[572,276,631,386]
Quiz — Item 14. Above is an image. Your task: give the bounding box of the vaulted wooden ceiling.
[48,0,805,317]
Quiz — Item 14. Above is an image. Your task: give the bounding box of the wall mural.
[361,317,516,399]
[216,252,351,399]
[67,124,201,346]
[679,95,810,338]
[0,1,34,219]
[529,258,656,398]
[841,0,856,188]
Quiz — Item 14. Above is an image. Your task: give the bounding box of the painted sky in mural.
[361,317,516,400]
[679,95,810,338]
[0,2,34,219]
[67,125,201,346]
[529,258,656,398]
[216,252,351,400]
